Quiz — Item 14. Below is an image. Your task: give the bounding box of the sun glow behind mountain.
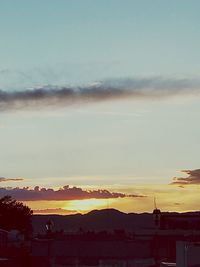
[63,198,112,213]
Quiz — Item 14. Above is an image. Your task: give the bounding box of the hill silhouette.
[32,208,154,233]
[32,208,200,234]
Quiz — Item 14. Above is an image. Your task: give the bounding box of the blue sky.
[0,0,200,86]
[0,1,200,212]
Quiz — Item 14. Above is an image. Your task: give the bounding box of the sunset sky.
[0,0,200,214]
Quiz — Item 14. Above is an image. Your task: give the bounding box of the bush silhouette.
[0,195,32,236]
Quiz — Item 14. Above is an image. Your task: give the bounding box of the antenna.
[107,198,109,210]
[154,196,157,209]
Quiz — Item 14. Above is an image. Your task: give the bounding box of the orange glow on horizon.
[63,198,114,213]
[24,184,200,215]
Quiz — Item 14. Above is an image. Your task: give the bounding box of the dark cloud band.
[0,77,200,110]
[0,185,145,201]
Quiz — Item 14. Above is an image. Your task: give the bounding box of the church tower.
[153,197,161,228]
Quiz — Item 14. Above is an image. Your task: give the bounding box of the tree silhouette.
[0,195,33,236]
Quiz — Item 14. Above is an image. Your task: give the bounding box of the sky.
[0,0,200,214]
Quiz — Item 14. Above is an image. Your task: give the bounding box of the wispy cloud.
[33,208,78,215]
[170,169,200,185]
[0,185,146,201]
[0,77,200,110]
[0,177,23,182]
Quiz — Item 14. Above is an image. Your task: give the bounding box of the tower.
[153,197,161,228]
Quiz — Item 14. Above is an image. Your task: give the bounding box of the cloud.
[0,77,200,110]
[33,208,78,215]
[0,185,146,201]
[174,202,182,206]
[170,169,200,185]
[0,177,23,182]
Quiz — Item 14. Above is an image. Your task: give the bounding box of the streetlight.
[45,220,54,266]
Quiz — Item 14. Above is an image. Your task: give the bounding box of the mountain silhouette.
[32,208,154,234]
